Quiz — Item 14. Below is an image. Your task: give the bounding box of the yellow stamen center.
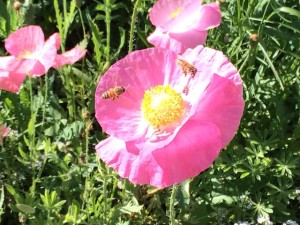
[141,85,185,129]
[18,50,32,59]
[170,7,182,19]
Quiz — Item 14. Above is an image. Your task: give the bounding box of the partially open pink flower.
[95,46,244,187]
[4,25,60,76]
[0,25,86,92]
[0,124,11,144]
[147,0,221,53]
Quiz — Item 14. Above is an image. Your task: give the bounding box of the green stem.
[41,73,48,128]
[105,0,111,66]
[77,7,86,39]
[128,0,141,53]
[169,185,177,225]
[28,75,36,152]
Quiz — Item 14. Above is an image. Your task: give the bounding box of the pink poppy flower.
[0,25,86,92]
[3,25,86,76]
[95,46,244,187]
[147,0,221,53]
[4,25,60,76]
[0,124,11,144]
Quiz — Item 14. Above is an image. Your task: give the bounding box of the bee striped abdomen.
[176,58,197,78]
[102,86,125,100]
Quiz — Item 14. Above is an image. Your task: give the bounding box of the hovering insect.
[176,58,197,78]
[182,85,189,95]
[101,86,126,100]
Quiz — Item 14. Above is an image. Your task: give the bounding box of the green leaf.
[15,204,35,214]
[119,202,143,215]
[279,7,300,18]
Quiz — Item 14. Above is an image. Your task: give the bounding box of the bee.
[176,58,197,78]
[102,86,126,100]
[182,85,189,95]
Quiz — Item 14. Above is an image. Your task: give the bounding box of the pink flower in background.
[4,25,60,76]
[0,124,11,144]
[147,0,221,53]
[95,46,244,187]
[0,25,86,92]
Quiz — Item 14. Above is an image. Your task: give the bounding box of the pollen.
[18,50,32,59]
[141,85,185,129]
[170,7,182,19]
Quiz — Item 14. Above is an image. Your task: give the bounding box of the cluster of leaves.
[0,0,299,224]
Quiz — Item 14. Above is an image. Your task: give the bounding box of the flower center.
[18,50,32,59]
[141,85,185,129]
[170,7,182,19]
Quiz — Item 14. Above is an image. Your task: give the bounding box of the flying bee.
[176,58,197,78]
[102,86,126,100]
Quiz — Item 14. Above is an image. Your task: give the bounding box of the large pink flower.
[95,46,244,187]
[147,0,221,53]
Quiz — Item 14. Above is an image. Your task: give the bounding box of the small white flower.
[283,220,298,225]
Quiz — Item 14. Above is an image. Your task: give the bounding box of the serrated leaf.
[119,202,143,215]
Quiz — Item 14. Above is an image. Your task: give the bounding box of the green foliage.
[0,0,300,224]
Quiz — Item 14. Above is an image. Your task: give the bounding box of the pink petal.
[0,71,27,93]
[5,25,44,57]
[193,75,244,148]
[182,46,244,147]
[195,3,222,30]
[53,45,87,68]
[161,0,203,32]
[163,2,221,32]
[0,124,11,143]
[95,48,178,142]
[0,56,40,75]
[147,27,208,54]
[96,120,223,187]
[32,32,61,76]
[149,0,188,27]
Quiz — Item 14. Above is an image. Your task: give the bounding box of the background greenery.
[0,0,299,224]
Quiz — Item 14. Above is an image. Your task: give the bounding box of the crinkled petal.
[0,71,26,93]
[96,120,223,187]
[95,48,179,141]
[53,45,87,68]
[5,25,44,57]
